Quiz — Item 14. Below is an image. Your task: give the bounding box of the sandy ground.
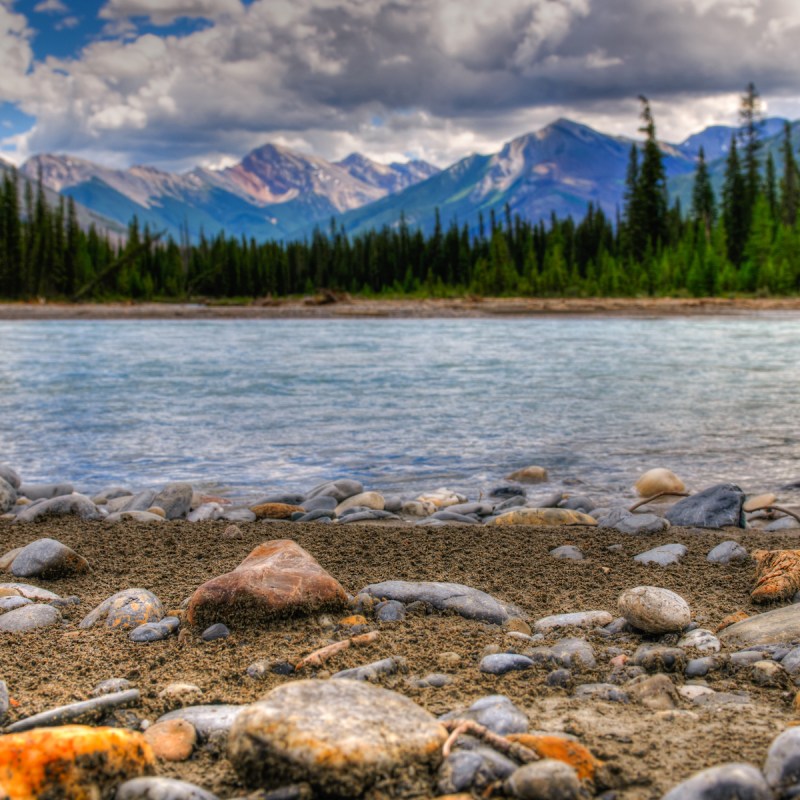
[2,296,800,320]
[2,518,800,798]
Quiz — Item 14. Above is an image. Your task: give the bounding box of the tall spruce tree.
[780,121,800,226]
[722,135,748,266]
[691,146,716,237]
[739,82,763,218]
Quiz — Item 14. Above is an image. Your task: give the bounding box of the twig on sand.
[765,505,800,525]
[440,719,540,763]
[628,491,689,513]
[294,630,381,671]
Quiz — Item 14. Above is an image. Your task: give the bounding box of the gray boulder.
[665,483,745,528]
[153,483,193,519]
[10,537,90,579]
[305,479,364,502]
[13,494,101,523]
[596,507,670,534]
[719,605,800,647]
[0,603,61,633]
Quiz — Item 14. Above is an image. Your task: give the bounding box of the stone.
[0,596,31,612]
[130,617,180,643]
[624,674,679,710]
[335,491,385,515]
[719,604,800,646]
[79,589,164,630]
[0,464,20,489]
[634,543,687,566]
[766,516,800,532]
[744,493,778,512]
[0,603,61,633]
[152,483,193,519]
[9,537,90,579]
[17,482,73,500]
[331,656,401,681]
[157,705,245,741]
[505,759,581,800]
[401,500,437,517]
[92,486,133,505]
[480,654,534,674]
[438,751,489,794]
[375,599,406,622]
[0,680,8,724]
[5,690,140,733]
[13,493,102,523]
[665,483,745,528]
[360,580,524,625]
[187,503,223,522]
[751,660,787,687]
[300,495,337,512]
[551,638,595,669]
[187,540,347,628]
[573,683,628,702]
[0,477,16,513]
[632,645,686,672]
[751,549,800,603]
[534,611,613,633]
[506,466,549,484]
[549,546,584,560]
[116,777,219,800]
[228,679,447,795]
[0,582,60,601]
[159,683,203,710]
[251,502,304,519]
[439,695,528,735]
[106,511,166,524]
[678,629,721,653]
[221,508,257,523]
[492,508,597,526]
[634,468,686,498]
[201,622,230,641]
[765,727,800,794]
[143,719,197,762]
[413,673,453,688]
[306,479,364,502]
[415,488,467,509]
[596,506,670,534]
[0,548,22,571]
[558,495,595,513]
[780,646,800,674]
[707,540,749,564]
[662,763,771,800]
[112,490,157,513]
[618,586,691,634]
[0,725,155,798]
[506,734,602,782]
[92,678,133,697]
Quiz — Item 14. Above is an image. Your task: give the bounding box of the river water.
[1,315,799,503]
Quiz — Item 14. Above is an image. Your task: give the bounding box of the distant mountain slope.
[676,117,786,160]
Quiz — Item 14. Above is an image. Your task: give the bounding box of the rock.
[338,509,397,523]
[0,582,61,601]
[111,490,157,513]
[428,510,480,524]
[332,656,400,681]
[665,483,745,529]
[0,725,154,798]
[744,493,778,512]
[751,549,800,603]
[534,611,613,633]
[506,734,602,782]
[618,586,691,634]
[0,464,20,489]
[480,654,534,674]
[106,511,166,524]
[300,495,337,512]
[632,645,686,672]
[92,486,133,505]
[80,589,164,630]
[401,500,437,517]
[720,603,800,646]
[412,673,453,688]
[157,705,245,741]
[187,540,347,628]
[0,680,8,724]
[335,491,385,515]
[505,759,581,800]
[634,468,686,498]
[766,516,800,531]
[415,488,467,509]
[0,603,61,633]
[0,596,31,612]
[143,719,197,762]
[437,751,489,794]
[549,546,584,560]
[750,659,787,687]
[439,695,528,735]
[116,777,219,799]
[201,622,230,641]
[159,683,203,709]
[187,503,223,522]
[152,483,193,519]
[506,466,549,484]
[13,493,102,523]
[780,646,800,674]
[221,508,257,523]
[596,507,670,534]
[492,508,597,526]
[251,502,304,519]
[765,727,800,794]
[573,683,628,702]
[375,600,406,622]
[92,678,133,697]
[678,629,721,653]
[558,495,595,513]
[0,477,16,513]
[662,763,771,800]
[228,679,447,795]
[551,638,595,669]
[17,482,73,500]
[624,674,679,710]
[130,617,180,643]
[0,548,22,571]
[5,690,141,732]
[360,580,524,625]
[306,479,363,502]
[9,537,90,579]
[634,543,687,566]
[707,540,749,564]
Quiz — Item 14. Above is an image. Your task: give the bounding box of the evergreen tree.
[722,136,748,266]
[691,146,716,238]
[780,122,800,226]
[739,82,763,216]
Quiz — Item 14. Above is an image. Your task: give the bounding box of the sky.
[2,0,800,172]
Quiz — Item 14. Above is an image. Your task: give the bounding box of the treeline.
[1,85,799,301]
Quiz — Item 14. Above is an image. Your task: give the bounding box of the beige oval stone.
[506,465,549,484]
[744,493,777,513]
[335,491,385,515]
[492,508,597,526]
[143,718,196,761]
[145,506,166,518]
[618,586,691,634]
[634,468,686,498]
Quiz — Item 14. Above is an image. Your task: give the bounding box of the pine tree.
[722,136,748,266]
[739,82,763,217]
[780,122,800,226]
[691,146,716,238]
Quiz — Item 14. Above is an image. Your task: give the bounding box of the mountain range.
[14,116,797,243]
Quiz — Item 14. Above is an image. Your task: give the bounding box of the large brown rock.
[187,540,347,627]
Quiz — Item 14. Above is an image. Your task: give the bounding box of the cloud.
[99,0,243,26]
[33,0,68,13]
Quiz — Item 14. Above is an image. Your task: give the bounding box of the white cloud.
[0,3,34,104]
[33,0,68,13]
[99,0,243,26]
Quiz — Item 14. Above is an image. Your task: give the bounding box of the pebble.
[558,495,595,513]
[143,719,198,762]
[201,622,230,641]
[5,689,140,732]
[662,763,770,800]
[80,588,164,630]
[685,657,722,678]
[0,477,16,513]
[0,596,32,612]
[17,482,73,500]
[634,468,686,497]
[750,659,787,687]
[595,507,670,534]
[779,646,800,674]
[13,493,102,523]
[251,502,304,519]
[546,669,573,688]
[130,616,181,642]
[439,695,528,735]
[221,508,257,523]
[157,705,244,741]
[335,491,385,515]
[506,465,549,484]
[375,599,406,622]
[159,683,203,710]
[634,543,687,567]
[632,645,686,672]
[764,727,800,794]
[505,759,582,800]
[665,483,745,528]
[480,654,534,674]
[573,683,627,702]
[706,540,750,564]
[187,503,223,522]
[0,603,61,633]
[618,586,691,634]
[0,582,61,601]
[106,510,166,524]
[92,678,134,697]
[534,610,612,633]
[0,463,20,489]
[412,673,453,688]
[116,777,219,799]
[677,629,721,653]
[624,674,679,710]
[108,490,156,512]
[552,638,596,669]
[719,604,800,646]
[0,680,8,724]
[549,546,584,560]
[765,516,800,531]
[437,751,489,794]
[152,482,193,519]
[332,656,401,681]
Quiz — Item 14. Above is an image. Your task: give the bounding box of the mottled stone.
[765,727,800,794]
[624,674,679,710]
[130,617,180,643]
[596,507,670,534]
[707,541,749,565]
[152,483,193,519]
[0,603,61,633]
[158,683,203,710]
[106,511,166,524]
[187,503,223,522]
[116,777,218,800]
[678,629,721,653]
[618,586,691,634]
[634,543,687,567]
[0,464,20,490]
[549,546,584,560]
[187,540,347,628]
[662,763,770,800]
[13,494,102,523]
[375,599,406,622]
[0,477,16,514]
[534,611,613,633]
[92,678,133,697]
[634,468,686,498]
[506,466,549,484]
[415,488,467,509]
[505,760,581,800]
[665,483,745,529]
[439,695,528,735]
[632,645,687,672]
[719,604,800,647]
[228,679,447,795]
[79,589,164,630]
[492,508,597,526]
[332,656,401,681]
[250,502,304,520]
[551,638,595,669]
[9,537,90,579]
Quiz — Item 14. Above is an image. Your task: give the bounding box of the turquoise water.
[1,316,799,502]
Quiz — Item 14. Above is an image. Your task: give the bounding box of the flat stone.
[143,719,198,763]
[491,508,597,526]
[480,654,534,674]
[719,604,800,646]
[9,537,90,579]
[187,539,347,628]
[634,543,687,567]
[79,588,164,630]
[92,486,133,505]
[17,482,73,500]
[0,477,16,513]
[301,495,338,512]
[618,586,691,634]
[306,479,364,502]
[360,580,524,625]
[158,705,245,741]
[250,502,304,519]
[106,511,166,524]
[596,507,670,534]
[332,656,400,681]
[0,603,61,633]
[506,466,549,484]
[13,493,102,523]
[439,695,528,735]
[115,777,219,800]
[220,508,257,523]
[0,582,61,601]
[228,679,447,795]
[505,759,581,800]
[152,483,193,520]
[113,490,158,513]
[662,763,770,800]
[415,488,467,509]
[707,541,749,564]
[558,495,595,514]
[765,727,800,794]
[0,680,8,724]
[780,646,800,674]
[665,483,745,529]
[634,468,686,498]
[5,689,140,732]
[549,546,584,560]
[534,611,613,633]
[92,678,134,697]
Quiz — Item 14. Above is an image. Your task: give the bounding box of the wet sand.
[2,518,800,797]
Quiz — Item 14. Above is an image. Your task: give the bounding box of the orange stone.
[250,503,304,519]
[751,549,800,603]
[506,734,602,781]
[339,615,368,627]
[0,725,155,799]
[186,539,348,627]
[715,610,750,633]
[143,719,197,762]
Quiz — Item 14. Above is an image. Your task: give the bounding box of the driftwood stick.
[628,491,689,513]
[440,719,540,764]
[766,505,800,525]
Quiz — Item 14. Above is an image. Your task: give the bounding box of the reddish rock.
[250,503,304,519]
[187,539,347,627]
[143,719,196,761]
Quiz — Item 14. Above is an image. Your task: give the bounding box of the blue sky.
[3,0,800,172]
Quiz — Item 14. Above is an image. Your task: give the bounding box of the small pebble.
[201,623,230,641]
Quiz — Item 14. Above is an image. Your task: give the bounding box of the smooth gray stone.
[546,668,572,688]
[765,728,800,793]
[306,479,363,502]
[0,596,32,612]
[596,506,670,534]
[534,611,613,632]
[780,646,800,674]
[720,605,800,647]
[523,646,556,665]
[338,509,399,523]
[383,495,403,513]
[549,545,584,560]
[105,511,164,524]
[116,777,220,800]
[765,516,800,532]
[707,540,749,564]
[662,763,770,800]
[332,657,399,681]
[79,588,164,629]
[153,483,193,519]
[158,704,245,741]
[375,600,406,622]
[439,694,528,735]
[730,651,767,667]
[602,617,630,635]
[130,616,180,642]
[202,623,230,641]
[256,493,306,506]
[10,537,89,579]
[296,509,334,523]
[187,503,224,522]
[0,477,16,513]
[14,493,101,523]
[0,464,20,489]
[480,654,534,674]
[0,603,61,633]
[430,510,479,524]
[0,582,61,601]
[5,689,140,732]
[574,682,629,702]
[446,501,495,517]
[490,486,526,499]
[360,580,524,625]
[528,491,565,508]
[0,679,8,724]
[493,495,527,512]
[220,508,257,523]
[685,657,719,677]
[634,543,687,567]
[92,678,134,697]
[665,483,746,529]
[300,495,338,512]
[438,751,485,794]
[92,486,133,505]
[632,645,686,672]
[413,673,453,688]
[552,637,595,669]
[18,482,73,500]
[505,760,582,800]
[558,495,595,513]
[116,489,158,513]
